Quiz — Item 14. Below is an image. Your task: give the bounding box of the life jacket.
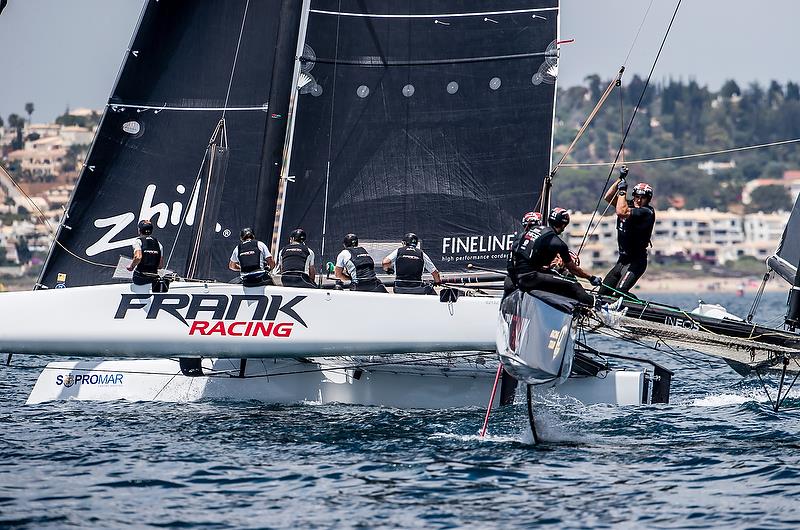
[508,226,559,282]
[237,240,262,273]
[347,246,377,282]
[136,236,161,274]
[280,242,310,274]
[395,246,424,283]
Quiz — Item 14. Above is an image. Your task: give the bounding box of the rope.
[576,0,683,255]
[561,137,800,168]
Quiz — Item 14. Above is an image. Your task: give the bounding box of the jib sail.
[768,193,800,284]
[38,0,303,288]
[277,0,559,272]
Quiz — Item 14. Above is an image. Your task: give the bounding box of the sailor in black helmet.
[228,227,275,287]
[600,165,656,295]
[507,207,601,306]
[334,233,387,293]
[276,228,317,289]
[127,219,163,289]
[381,233,441,295]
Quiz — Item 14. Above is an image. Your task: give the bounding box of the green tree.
[720,79,741,98]
[0,115,4,128]
[787,82,800,101]
[24,102,34,124]
[748,185,791,212]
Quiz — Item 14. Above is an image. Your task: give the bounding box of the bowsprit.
[114,293,307,327]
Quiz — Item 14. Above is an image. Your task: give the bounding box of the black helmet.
[290,228,307,243]
[137,219,154,235]
[240,227,255,241]
[343,233,358,248]
[548,207,570,227]
[402,232,419,247]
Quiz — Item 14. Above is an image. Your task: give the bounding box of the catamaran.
[4,0,671,409]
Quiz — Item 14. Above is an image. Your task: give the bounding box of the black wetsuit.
[506,226,593,305]
[599,201,655,296]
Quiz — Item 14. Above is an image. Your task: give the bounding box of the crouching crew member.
[127,219,164,290]
[382,232,441,295]
[503,211,543,297]
[228,227,275,286]
[335,233,387,293]
[507,207,601,306]
[277,228,317,289]
[600,165,655,295]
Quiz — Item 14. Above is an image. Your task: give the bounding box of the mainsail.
[38,0,302,288]
[278,0,560,272]
[767,193,800,284]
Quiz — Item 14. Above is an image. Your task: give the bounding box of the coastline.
[631,274,785,294]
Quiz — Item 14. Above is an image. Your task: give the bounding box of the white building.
[567,208,789,268]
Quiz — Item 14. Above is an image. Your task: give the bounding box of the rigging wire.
[221,0,251,120]
[560,137,800,168]
[576,0,683,255]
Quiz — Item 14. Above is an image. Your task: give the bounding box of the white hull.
[27,357,648,407]
[0,282,498,358]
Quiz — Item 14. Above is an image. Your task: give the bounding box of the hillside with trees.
[552,77,800,214]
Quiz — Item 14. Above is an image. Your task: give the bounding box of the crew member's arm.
[604,179,622,207]
[259,242,276,271]
[616,190,631,220]
[266,256,276,270]
[127,250,142,271]
[228,247,240,272]
[422,252,441,284]
[562,248,600,285]
[307,250,316,282]
[382,250,397,272]
[334,250,351,281]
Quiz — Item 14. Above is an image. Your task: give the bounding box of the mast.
[270,0,312,255]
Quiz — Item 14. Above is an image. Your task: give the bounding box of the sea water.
[2,292,800,528]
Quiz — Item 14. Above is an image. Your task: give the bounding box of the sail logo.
[56,373,124,387]
[440,234,515,263]
[86,182,220,257]
[114,293,307,338]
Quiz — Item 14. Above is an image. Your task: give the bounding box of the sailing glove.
[619,165,629,178]
[589,275,603,287]
[616,180,628,192]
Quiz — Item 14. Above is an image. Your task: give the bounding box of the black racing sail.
[767,193,800,285]
[38,0,303,288]
[277,0,559,272]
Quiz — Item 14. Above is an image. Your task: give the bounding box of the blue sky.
[0,0,797,123]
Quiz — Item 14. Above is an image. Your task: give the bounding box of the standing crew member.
[600,165,656,295]
[276,228,317,289]
[507,207,602,305]
[127,219,163,289]
[382,233,441,295]
[335,233,387,293]
[228,227,275,286]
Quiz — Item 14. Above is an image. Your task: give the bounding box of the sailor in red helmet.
[506,207,602,305]
[601,165,656,295]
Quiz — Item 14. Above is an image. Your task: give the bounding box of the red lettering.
[252,322,273,336]
[273,323,293,337]
[209,321,226,335]
[189,321,209,335]
[228,321,246,336]
[244,322,253,336]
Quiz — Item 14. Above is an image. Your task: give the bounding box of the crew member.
[127,219,163,289]
[335,233,387,293]
[276,228,317,289]
[600,165,656,295]
[228,227,275,287]
[382,233,441,295]
[507,207,602,305]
